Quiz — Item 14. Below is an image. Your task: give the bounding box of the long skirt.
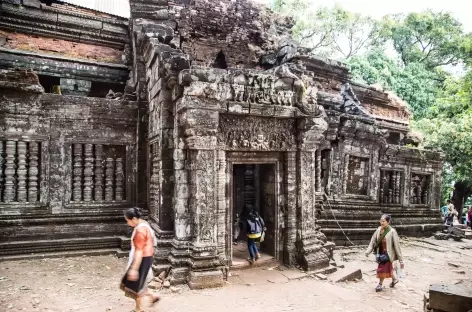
[120,256,153,300]
[376,261,393,279]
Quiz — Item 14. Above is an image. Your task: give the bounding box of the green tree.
[348,49,443,118]
[271,1,382,60]
[381,10,472,68]
[415,71,472,219]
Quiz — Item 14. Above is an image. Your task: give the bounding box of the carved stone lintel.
[217,115,296,151]
[4,141,17,202]
[115,157,124,200]
[16,141,27,202]
[83,144,94,202]
[105,157,114,201]
[27,142,39,202]
[94,144,104,200]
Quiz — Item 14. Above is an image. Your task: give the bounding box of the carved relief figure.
[218,115,296,151]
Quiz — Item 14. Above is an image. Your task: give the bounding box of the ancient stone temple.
[0,0,443,288]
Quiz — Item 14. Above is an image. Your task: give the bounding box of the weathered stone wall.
[0,30,125,64]
[0,69,138,258]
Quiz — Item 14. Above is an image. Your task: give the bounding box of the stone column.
[181,108,223,289]
[284,151,298,265]
[296,117,334,271]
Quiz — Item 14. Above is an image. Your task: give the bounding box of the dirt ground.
[1,237,471,312]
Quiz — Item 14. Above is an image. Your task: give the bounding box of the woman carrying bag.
[365,214,404,292]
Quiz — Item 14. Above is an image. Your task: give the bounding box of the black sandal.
[390,279,399,288]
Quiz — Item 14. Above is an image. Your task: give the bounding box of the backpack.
[246,217,262,234]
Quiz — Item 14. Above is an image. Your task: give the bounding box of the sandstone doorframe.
[224,152,283,266]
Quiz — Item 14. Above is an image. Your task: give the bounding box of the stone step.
[0,236,129,256]
[0,248,129,261]
[230,257,280,272]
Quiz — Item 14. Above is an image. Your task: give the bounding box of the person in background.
[120,208,160,312]
[467,206,472,229]
[463,206,469,225]
[243,208,266,264]
[365,214,404,292]
[445,200,456,226]
[440,204,448,222]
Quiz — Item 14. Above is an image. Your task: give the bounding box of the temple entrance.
[230,163,277,267]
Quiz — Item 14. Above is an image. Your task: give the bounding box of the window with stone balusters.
[70,143,126,202]
[379,170,403,204]
[410,173,431,205]
[0,140,41,203]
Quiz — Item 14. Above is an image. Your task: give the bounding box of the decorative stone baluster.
[115,157,124,200]
[379,171,384,203]
[94,144,104,200]
[105,157,114,201]
[0,141,4,202]
[27,142,39,202]
[72,144,83,201]
[394,172,400,204]
[4,141,17,202]
[16,141,27,202]
[83,144,94,201]
[315,150,321,192]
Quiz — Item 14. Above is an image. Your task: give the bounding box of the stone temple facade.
[0,0,443,288]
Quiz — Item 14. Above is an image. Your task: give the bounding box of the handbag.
[376,253,390,264]
[374,226,391,264]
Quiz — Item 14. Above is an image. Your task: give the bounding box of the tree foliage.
[381,11,472,68]
[271,0,472,208]
[271,1,382,60]
[348,49,442,119]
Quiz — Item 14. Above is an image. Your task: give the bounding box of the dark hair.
[380,214,391,223]
[447,199,451,203]
[124,207,142,220]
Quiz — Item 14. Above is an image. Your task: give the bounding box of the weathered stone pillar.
[296,117,335,271]
[180,108,223,289]
[284,151,298,265]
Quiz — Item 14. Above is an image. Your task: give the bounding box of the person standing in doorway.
[120,208,160,312]
[244,208,266,264]
[365,214,404,292]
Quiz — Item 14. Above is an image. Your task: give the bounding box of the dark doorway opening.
[231,163,277,267]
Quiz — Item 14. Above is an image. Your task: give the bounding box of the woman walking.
[120,208,160,312]
[365,214,404,292]
[243,207,266,264]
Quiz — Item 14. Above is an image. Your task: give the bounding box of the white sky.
[65,0,472,32]
[253,0,472,31]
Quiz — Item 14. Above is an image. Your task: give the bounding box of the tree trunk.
[452,181,472,224]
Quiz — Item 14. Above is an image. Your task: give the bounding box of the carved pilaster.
[105,157,115,201]
[27,142,39,202]
[94,144,104,200]
[16,141,27,202]
[285,151,298,265]
[83,144,94,202]
[4,141,17,202]
[115,157,124,200]
[216,150,226,259]
[72,144,83,201]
